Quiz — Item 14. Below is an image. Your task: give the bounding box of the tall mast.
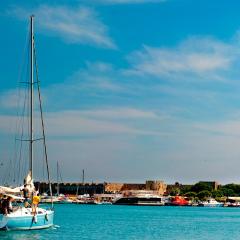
[82,169,85,194]
[76,169,84,196]
[30,15,34,179]
[57,162,59,196]
[82,169,85,185]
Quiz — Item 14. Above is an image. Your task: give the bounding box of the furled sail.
[0,186,23,194]
[24,171,35,193]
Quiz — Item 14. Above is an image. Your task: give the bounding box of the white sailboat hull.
[0,207,54,230]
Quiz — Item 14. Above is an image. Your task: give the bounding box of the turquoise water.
[1,205,240,239]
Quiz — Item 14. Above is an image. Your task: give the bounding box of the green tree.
[211,190,223,198]
[180,185,192,195]
[220,188,235,197]
[170,187,180,196]
[197,190,212,200]
[220,184,240,196]
[184,192,197,198]
[191,182,212,193]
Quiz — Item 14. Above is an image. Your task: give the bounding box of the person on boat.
[7,197,14,213]
[23,184,30,208]
[32,192,40,223]
[0,196,5,214]
[1,197,14,215]
[0,195,3,210]
[32,192,40,215]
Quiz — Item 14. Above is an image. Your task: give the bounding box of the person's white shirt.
[9,201,12,210]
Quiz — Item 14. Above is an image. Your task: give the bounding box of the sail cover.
[24,171,35,193]
[0,186,23,194]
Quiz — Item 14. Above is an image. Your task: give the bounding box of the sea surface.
[1,204,240,240]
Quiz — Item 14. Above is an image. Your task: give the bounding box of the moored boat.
[0,207,54,230]
[166,196,189,206]
[40,196,60,204]
[113,191,165,206]
[198,198,223,207]
[227,202,240,207]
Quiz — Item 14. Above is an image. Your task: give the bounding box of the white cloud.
[57,73,122,93]
[80,108,161,119]
[194,120,240,137]
[0,87,48,113]
[0,89,22,109]
[45,110,161,136]
[127,37,239,78]
[9,5,116,49]
[0,108,165,137]
[39,61,129,110]
[57,61,124,92]
[91,0,165,4]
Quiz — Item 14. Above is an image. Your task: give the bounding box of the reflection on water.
[0,231,41,240]
[0,226,57,240]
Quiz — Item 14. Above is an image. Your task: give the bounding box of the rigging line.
[17,39,30,141]
[26,40,31,178]
[59,164,63,183]
[16,72,29,184]
[34,42,53,207]
[17,22,31,116]
[24,34,31,182]
[17,81,30,184]
[42,143,46,181]
[17,61,30,185]
[9,29,31,186]
[17,21,30,86]
[14,21,30,141]
[3,29,28,183]
[15,137,44,142]
[16,58,31,185]
[14,24,31,184]
[17,88,28,185]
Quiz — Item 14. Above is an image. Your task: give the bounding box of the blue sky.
[1,0,240,184]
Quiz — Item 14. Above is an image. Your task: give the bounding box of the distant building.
[104,180,167,195]
[145,180,167,195]
[104,183,145,193]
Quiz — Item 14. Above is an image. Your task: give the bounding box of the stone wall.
[104,180,167,195]
[35,182,105,195]
[104,183,146,193]
[146,180,167,195]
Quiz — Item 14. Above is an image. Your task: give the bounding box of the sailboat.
[55,162,72,204]
[41,162,61,204]
[0,15,54,230]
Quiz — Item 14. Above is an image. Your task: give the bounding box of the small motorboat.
[166,196,189,206]
[198,198,223,207]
